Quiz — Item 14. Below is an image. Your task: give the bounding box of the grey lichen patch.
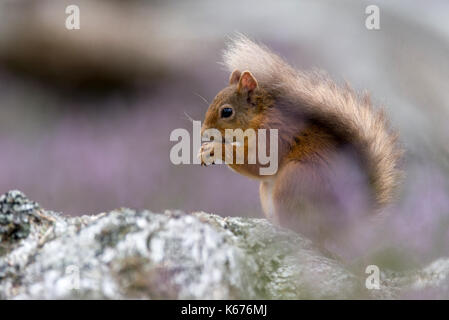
[0,203,252,299]
[194,213,366,299]
[0,190,41,243]
[1,190,449,299]
[0,191,57,299]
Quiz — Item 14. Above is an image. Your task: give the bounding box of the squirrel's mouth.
[201,128,242,146]
[200,136,241,147]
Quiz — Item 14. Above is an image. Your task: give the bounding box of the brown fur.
[199,35,402,243]
[222,35,402,206]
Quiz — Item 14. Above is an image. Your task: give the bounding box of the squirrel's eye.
[220,107,233,119]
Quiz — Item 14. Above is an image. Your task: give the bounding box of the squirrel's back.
[223,35,402,207]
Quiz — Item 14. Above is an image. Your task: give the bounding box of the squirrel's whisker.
[193,92,210,105]
[183,111,195,123]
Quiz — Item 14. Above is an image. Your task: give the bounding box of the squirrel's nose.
[201,127,210,140]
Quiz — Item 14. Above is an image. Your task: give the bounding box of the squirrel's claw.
[198,142,217,167]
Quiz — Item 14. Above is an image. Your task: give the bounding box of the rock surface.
[0,190,448,299]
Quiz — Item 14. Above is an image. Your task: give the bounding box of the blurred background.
[1,0,449,276]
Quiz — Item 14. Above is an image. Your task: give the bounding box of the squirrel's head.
[201,70,272,138]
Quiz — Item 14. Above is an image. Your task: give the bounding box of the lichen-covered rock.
[0,190,41,243]
[0,190,448,299]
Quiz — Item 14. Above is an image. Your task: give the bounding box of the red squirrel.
[198,35,402,249]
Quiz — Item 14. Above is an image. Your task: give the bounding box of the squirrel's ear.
[238,71,258,93]
[229,70,241,85]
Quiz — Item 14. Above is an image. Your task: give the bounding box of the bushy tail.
[223,35,402,206]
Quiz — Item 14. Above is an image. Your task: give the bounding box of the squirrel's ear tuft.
[238,71,258,92]
[229,70,241,85]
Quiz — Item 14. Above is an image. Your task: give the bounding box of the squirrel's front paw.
[198,142,221,166]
